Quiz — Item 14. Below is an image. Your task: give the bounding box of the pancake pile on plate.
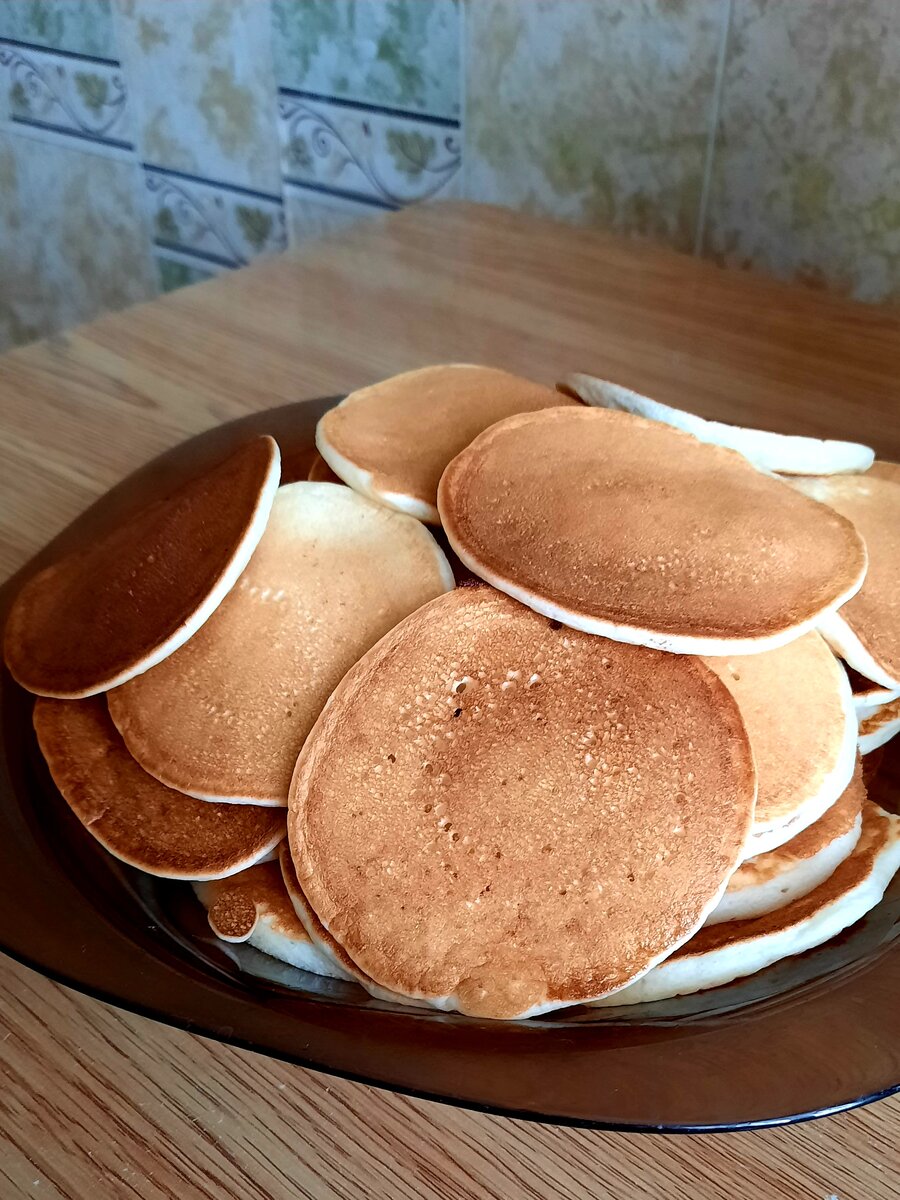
[6,366,900,1019]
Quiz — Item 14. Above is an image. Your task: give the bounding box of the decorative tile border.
[0,38,133,156]
[143,164,287,272]
[278,88,461,210]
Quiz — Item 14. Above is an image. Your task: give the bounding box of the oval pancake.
[703,633,857,855]
[563,374,874,475]
[307,452,342,485]
[4,436,280,698]
[791,474,900,689]
[289,587,756,1021]
[194,860,344,977]
[108,483,454,806]
[859,696,900,756]
[33,697,284,880]
[438,407,867,655]
[706,765,863,925]
[316,365,577,523]
[847,665,900,712]
[592,799,900,1006]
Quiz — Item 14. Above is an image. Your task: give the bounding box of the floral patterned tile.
[0,130,157,351]
[271,0,460,118]
[0,0,117,61]
[465,0,724,254]
[705,0,900,303]
[156,256,215,294]
[279,91,460,209]
[114,0,282,193]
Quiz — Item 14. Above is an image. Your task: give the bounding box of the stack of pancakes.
[6,365,899,1020]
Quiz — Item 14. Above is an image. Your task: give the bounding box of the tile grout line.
[694,0,733,258]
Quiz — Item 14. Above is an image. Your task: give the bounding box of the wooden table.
[0,202,897,1199]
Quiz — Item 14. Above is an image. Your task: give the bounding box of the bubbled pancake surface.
[33,697,284,879]
[4,436,280,698]
[437,408,867,654]
[108,483,454,805]
[289,587,756,1020]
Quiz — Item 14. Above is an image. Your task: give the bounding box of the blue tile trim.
[282,177,400,211]
[141,162,284,205]
[10,114,133,151]
[0,36,119,68]
[278,86,460,129]
[153,239,237,270]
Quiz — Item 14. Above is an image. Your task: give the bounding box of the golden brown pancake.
[33,697,284,879]
[307,451,342,485]
[707,764,864,924]
[792,474,900,688]
[868,460,900,484]
[289,587,756,1020]
[703,633,857,852]
[593,798,900,1005]
[316,365,578,523]
[4,436,280,698]
[859,695,900,755]
[438,408,866,655]
[108,483,454,806]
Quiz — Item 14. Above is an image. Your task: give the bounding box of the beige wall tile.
[706,0,900,303]
[465,0,724,254]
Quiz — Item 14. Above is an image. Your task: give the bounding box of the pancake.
[706,766,863,925]
[33,697,284,879]
[791,474,900,688]
[859,696,900,756]
[316,365,577,523]
[193,859,344,977]
[868,460,900,484]
[702,634,857,855]
[288,587,756,1020]
[563,374,874,475]
[307,451,343,484]
[108,483,454,806]
[847,665,900,712]
[592,799,900,1006]
[4,436,280,698]
[438,407,867,655]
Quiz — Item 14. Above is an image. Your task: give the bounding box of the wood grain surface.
[0,202,898,1198]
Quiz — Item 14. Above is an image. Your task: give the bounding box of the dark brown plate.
[1,398,899,1132]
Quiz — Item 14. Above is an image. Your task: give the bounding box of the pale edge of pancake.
[87,821,285,882]
[854,685,900,713]
[859,710,900,755]
[564,374,875,476]
[316,424,440,524]
[442,520,868,658]
[740,661,859,857]
[63,437,282,698]
[591,808,900,1007]
[706,814,862,926]
[191,880,345,978]
[819,607,900,692]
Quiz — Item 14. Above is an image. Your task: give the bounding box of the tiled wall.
[2,0,899,352]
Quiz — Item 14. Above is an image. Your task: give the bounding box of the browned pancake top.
[201,861,308,941]
[33,698,284,878]
[289,588,755,1019]
[318,365,577,510]
[438,408,866,643]
[703,634,851,830]
[677,797,891,958]
[307,452,342,484]
[729,764,863,891]
[794,474,900,683]
[108,483,452,803]
[4,436,278,698]
[860,695,900,738]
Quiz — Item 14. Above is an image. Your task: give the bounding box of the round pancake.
[33,697,284,880]
[792,474,900,689]
[438,407,867,655]
[847,665,900,711]
[194,860,344,977]
[592,799,900,1006]
[702,633,857,853]
[563,374,874,475]
[4,436,280,698]
[706,765,863,925]
[289,587,756,1020]
[859,696,900,756]
[316,365,577,523]
[307,451,342,485]
[108,483,454,806]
